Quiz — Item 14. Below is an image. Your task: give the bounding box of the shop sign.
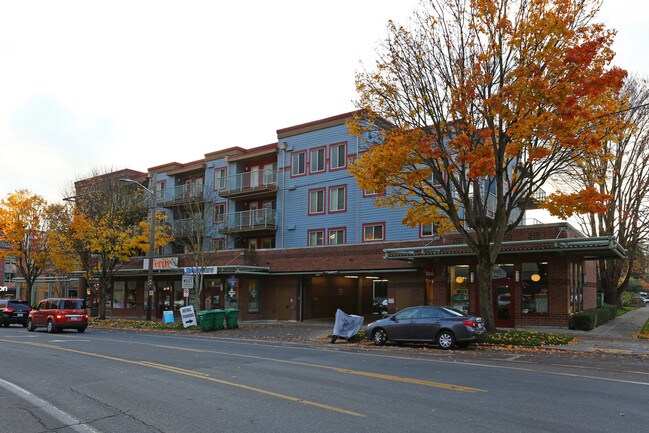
[183,266,218,275]
[144,257,178,270]
[0,286,8,292]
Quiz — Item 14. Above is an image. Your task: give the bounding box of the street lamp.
[120,175,157,321]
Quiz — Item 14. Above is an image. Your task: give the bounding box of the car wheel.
[22,322,28,328]
[437,330,456,350]
[47,320,56,334]
[77,327,86,333]
[27,319,35,332]
[372,329,387,346]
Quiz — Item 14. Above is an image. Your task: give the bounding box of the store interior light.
[455,276,465,284]
[531,273,541,282]
[365,276,379,279]
[344,275,359,279]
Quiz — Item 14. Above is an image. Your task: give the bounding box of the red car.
[0,299,33,327]
[27,298,89,333]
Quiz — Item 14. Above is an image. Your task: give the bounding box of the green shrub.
[570,304,617,331]
[485,330,574,346]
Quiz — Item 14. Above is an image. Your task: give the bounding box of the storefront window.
[522,262,549,314]
[173,280,184,311]
[570,263,583,313]
[113,282,125,309]
[248,280,259,313]
[448,265,470,313]
[205,278,223,310]
[126,281,137,309]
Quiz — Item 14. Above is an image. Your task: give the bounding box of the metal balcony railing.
[217,170,277,196]
[171,218,204,236]
[221,208,277,232]
[157,183,205,205]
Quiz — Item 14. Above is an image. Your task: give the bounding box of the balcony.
[216,170,277,199]
[157,184,205,207]
[171,218,203,237]
[219,208,277,234]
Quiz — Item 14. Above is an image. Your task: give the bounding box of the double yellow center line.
[1,338,486,417]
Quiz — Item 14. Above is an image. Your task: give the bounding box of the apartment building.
[28,111,624,328]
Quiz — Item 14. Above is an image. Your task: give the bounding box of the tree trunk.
[477,258,496,332]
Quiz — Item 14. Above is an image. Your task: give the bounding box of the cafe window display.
[448,265,470,313]
[522,262,548,314]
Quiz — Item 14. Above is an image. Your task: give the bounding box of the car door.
[413,307,443,341]
[31,300,48,326]
[387,307,421,341]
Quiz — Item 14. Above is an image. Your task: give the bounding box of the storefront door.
[155,288,172,319]
[493,283,514,327]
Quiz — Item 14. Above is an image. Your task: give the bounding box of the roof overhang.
[384,236,627,261]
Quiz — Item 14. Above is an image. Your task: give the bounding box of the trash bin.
[211,309,225,330]
[224,308,239,329]
[197,310,214,332]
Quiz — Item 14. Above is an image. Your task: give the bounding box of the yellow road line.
[149,343,486,393]
[0,339,363,417]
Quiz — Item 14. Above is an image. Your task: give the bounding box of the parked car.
[27,298,89,333]
[633,294,649,304]
[365,305,486,349]
[0,299,33,327]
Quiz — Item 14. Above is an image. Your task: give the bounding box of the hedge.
[569,304,617,331]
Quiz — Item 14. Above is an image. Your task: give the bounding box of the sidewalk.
[218,308,649,355]
[516,306,649,355]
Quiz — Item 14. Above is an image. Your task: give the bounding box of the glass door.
[493,284,514,327]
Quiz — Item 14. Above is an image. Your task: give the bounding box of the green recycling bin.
[211,309,225,330]
[197,310,214,332]
[224,308,239,329]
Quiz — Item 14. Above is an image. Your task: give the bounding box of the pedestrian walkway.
[519,306,649,356]
[226,309,649,355]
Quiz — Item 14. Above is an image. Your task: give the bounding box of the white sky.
[0,0,647,203]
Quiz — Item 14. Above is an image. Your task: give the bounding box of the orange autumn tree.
[58,170,173,319]
[0,190,51,303]
[351,0,627,330]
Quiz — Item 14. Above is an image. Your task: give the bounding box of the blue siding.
[276,123,422,248]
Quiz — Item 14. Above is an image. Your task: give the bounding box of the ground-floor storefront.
[16,223,625,328]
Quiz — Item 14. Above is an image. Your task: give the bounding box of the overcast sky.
[0,0,647,203]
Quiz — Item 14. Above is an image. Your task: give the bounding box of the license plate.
[70,317,78,321]
[16,313,24,317]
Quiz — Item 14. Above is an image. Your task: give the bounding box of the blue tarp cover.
[332,309,364,338]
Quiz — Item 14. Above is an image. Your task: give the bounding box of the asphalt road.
[1,326,648,433]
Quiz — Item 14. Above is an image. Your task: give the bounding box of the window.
[155,180,166,201]
[570,263,583,313]
[310,147,325,173]
[308,229,325,246]
[126,281,137,309]
[248,239,258,250]
[522,262,549,314]
[330,143,347,170]
[329,186,346,213]
[449,265,470,314]
[113,281,125,309]
[214,168,227,190]
[363,223,385,241]
[291,151,306,176]
[421,223,437,237]
[308,189,325,215]
[328,228,346,245]
[261,237,273,249]
[263,163,276,184]
[212,238,225,251]
[214,202,226,224]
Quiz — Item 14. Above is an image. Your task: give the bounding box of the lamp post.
[120,175,156,321]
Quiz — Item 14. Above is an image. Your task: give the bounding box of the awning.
[384,236,627,261]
